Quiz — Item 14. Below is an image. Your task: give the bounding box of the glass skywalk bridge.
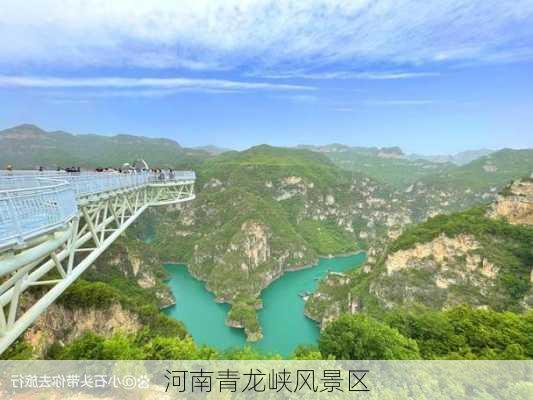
[0,171,195,250]
[0,170,195,354]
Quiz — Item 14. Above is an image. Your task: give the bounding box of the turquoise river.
[162,252,365,356]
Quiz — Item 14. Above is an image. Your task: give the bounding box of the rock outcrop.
[24,302,141,358]
[488,179,533,225]
[306,196,533,328]
[90,236,175,308]
[384,234,496,278]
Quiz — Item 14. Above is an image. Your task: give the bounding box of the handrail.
[0,177,68,194]
[0,171,195,249]
[0,177,77,249]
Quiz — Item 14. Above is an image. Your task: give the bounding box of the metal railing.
[0,171,195,249]
[0,177,77,249]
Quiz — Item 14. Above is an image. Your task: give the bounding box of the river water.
[162,252,365,356]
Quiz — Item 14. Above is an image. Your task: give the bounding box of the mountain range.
[0,124,211,169]
[1,123,531,358]
[0,124,500,172]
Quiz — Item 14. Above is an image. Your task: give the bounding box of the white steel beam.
[0,180,194,355]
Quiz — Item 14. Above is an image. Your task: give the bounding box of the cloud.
[1,1,532,73]
[252,71,441,80]
[363,100,437,106]
[0,76,314,92]
[273,94,319,104]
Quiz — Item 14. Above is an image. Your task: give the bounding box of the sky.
[0,0,532,154]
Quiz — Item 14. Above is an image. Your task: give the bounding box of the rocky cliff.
[306,181,533,328]
[24,302,141,358]
[147,145,415,339]
[85,235,175,309]
[488,178,533,225]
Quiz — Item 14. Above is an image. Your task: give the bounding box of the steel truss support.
[0,182,194,354]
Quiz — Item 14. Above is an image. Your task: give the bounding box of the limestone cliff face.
[306,232,516,328]
[190,217,313,304]
[305,272,359,329]
[488,179,533,225]
[91,237,175,308]
[306,194,533,327]
[384,234,497,279]
[372,233,501,310]
[24,302,141,358]
[240,221,271,270]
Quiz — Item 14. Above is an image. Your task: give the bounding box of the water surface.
[163,252,365,356]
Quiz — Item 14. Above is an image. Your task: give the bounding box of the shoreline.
[160,251,367,338]
[162,250,367,304]
[158,251,366,314]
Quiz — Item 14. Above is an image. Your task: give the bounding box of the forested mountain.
[306,179,533,329]
[404,149,533,219]
[2,125,531,360]
[0,124,211,169]
[141,145,414,339]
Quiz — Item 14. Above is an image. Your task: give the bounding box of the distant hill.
[299,144,455,188]
[0,124,211,169]
[408,149,494,165]
[421,149,533,191]
[297,144,403,158]
[192,145,232,155]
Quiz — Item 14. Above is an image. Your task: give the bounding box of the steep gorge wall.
[306,180,533,328]
[488,179,533,225]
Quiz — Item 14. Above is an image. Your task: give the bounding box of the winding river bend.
[162,252,365,356]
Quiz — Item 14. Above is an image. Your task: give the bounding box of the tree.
[319,314,420,359]
[59,332,105,360]
[143,336,217,360]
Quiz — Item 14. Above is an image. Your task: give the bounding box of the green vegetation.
[226,295,262,339]
[4,131,531,361]
[385,306,533,360]
[306,194,533,334]
[7,234,189,360]
[297,219,357,254]
[147,145,377,337]
[43,305,531,361]
[319,314,421,359]
[144,144,533,341]
[57,278,188,340]
[318,306,532,361]
[0,339,34,360]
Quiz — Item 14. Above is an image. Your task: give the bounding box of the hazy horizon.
[0,122,514,157]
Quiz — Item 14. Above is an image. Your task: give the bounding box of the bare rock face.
[240,221,271,270]
[375,233,503,308]
[275,176,309,201]
[95,240,175,309]
[304,272,355,329]
[384,234,490,276]
[24,303,141,357]
[488,180,533,225]
[325,194,335,205]
[483,163,498,172]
